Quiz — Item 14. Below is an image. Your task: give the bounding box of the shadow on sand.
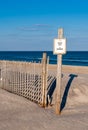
[46,74,78,111]
[46,74,63,106]
[60,74,78,112]
[47,79,56,106]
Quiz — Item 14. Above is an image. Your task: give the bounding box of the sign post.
[53,28,66,114]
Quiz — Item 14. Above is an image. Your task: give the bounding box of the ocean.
[0,51,88,66]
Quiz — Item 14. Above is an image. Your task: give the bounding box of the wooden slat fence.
[0,60,43,104]
[0,54,57,107]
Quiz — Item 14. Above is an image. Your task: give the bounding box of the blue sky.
[0,0,88,51]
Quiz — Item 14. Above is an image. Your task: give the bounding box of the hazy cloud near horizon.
[17,24,53,32]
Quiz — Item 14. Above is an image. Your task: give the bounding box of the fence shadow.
[60,74,78,112]
[47,79,56,106]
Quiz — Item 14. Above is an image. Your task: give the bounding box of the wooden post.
[0,68,2,87]
[55,28,63,114]
[42,53,47,107]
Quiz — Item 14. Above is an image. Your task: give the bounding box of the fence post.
[42,53,47,107]
[0,67,2,88]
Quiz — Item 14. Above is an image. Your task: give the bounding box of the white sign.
[53,38,66,54]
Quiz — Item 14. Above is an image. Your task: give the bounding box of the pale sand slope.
[0,65,88,130]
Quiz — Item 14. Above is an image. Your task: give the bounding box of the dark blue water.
[0,51,88,66]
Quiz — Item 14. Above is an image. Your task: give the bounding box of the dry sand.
[0,65,88,130]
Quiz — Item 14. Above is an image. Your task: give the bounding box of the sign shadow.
[60,74,78,112]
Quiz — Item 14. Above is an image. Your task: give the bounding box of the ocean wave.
[63,59,88,63]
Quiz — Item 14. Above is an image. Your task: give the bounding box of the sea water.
[0,51,88,66]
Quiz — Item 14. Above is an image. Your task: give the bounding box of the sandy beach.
[0,65,88,130]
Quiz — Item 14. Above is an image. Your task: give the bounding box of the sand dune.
[0,65,88,130]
